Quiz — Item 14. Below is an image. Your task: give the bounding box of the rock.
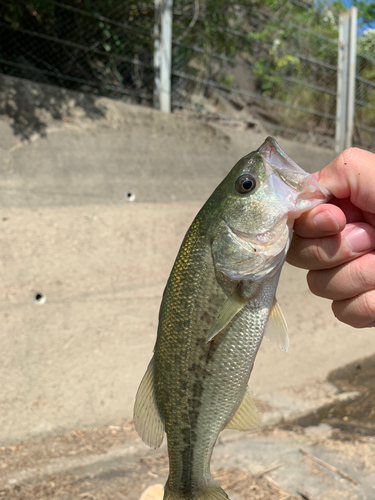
[139,484,164,500]
[304,423,333,440]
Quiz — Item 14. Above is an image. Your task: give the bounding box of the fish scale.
[158,259,276,498]
[134,137,331,500]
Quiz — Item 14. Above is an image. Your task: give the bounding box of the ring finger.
[307,251,375,300]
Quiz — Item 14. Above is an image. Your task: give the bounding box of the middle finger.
[287,223,375,270]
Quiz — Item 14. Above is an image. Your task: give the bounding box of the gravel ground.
[1,357,375,500]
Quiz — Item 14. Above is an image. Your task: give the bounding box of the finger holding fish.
[288,213,375,325]
[307,251,375,300]
[287,147,375,328]
[331,290,375,328]
[292,203,345,238]
[288,222,375,270]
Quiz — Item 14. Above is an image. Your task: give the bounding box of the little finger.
[332,290,375,328]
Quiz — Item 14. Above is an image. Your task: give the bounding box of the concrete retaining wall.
[1,75,374,445]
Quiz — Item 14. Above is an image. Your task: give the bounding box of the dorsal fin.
[133,357,165,448]
[265,298,289,352]
[225,387,260,431]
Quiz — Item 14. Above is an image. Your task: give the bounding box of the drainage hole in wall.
[125,190,136,202]
[34,293,46,305]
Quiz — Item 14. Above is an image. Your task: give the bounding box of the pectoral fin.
[225,387,260,431]
[133,356,165,448]
[206,285,249,343]
[265,298,289,352]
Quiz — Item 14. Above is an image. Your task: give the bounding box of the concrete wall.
[1,75,375,445]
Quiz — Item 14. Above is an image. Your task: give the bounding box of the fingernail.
[345,226,375,253]
[313,211,340,232]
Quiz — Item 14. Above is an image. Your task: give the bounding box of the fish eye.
[235,174,257,195]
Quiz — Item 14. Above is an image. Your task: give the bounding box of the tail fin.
[163,479,229,500]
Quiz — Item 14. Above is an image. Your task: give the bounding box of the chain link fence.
[0,0,155,104]
[171,1,339,148]
[0,1,374,151]
[355,51,375,151]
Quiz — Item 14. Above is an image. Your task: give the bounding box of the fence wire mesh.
[0,0,155,103]
[0,1,374,151]
[171,0,339,146]
[355,51,375,151]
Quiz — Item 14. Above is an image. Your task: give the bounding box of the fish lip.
[258,136,303,174]
[257,136,274,155]
[257,136,332,210]
[257,136,280,161]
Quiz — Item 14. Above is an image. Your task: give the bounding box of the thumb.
[315,148,375,214]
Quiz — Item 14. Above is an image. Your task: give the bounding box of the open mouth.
[258,137,331,206]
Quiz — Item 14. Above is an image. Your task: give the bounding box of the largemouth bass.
[134,137,330,500]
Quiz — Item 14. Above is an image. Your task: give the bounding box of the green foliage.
[0,0,374,142]
[220,75,234,87]
[0,1,155,97]
[172,0,258,56]
[358,27,375,56]
[351,0,375,26]
[356,27,375,145]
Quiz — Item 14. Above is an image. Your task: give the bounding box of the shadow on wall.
[0,74,107,140]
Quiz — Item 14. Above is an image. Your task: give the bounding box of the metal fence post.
[346,7,357,150]
[158,0,173,113]
[154,0,161,110]
[335,7,357,153]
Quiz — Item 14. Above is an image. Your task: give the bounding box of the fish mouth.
[258,137,307,182]
[257,137,331,216]
[258,137,300,172]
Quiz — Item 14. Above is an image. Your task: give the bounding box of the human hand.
[287,147,375,328]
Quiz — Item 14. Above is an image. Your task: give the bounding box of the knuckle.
[331,300,343,322]
[313,237,332,265]
[287,236,307,268]
[314,240,326,262]
[350,256,375,291]
[306,270,320,295]
[331,300,357,327]
[331,300,346,326]
[340,147,361,167]
[333,291,375,328]
[358,291,375,321]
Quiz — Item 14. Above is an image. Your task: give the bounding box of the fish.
[134,137,330,500]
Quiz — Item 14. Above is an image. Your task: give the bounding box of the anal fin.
[133,356,165,448]
[225,387,260,431]
[265,298,289,352]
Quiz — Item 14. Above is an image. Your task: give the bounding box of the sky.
[337,0,375,31]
